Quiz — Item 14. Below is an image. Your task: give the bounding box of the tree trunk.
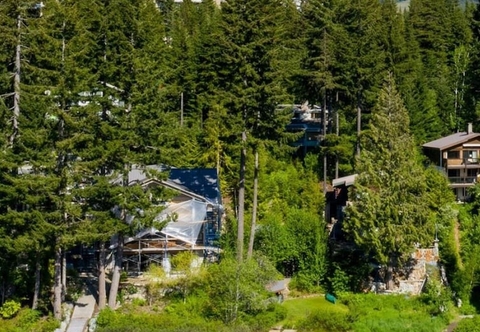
[237,131,246,262]
[180,92,184,127]
[98,242,107,309]
[335,110,339,179]
[32,260,41,310]
[323,89,328,194]
[247,149,259,259]
[1,279,4,306]
[108,234,124,308]
[385,264,394,290]
[62,250,67,301]
[10,15,21,146]
[53,246,62,320]
[356,102,361,156]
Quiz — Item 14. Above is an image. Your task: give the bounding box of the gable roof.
[118,165,221,205]
[422,132,480,150]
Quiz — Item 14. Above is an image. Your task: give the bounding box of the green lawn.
[278,294,453,332]
[279,295,349,329]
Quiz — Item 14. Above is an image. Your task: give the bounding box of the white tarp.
[156,200,207,245]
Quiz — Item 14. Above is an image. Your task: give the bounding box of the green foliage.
[280,295,349,328]
[0,0,480,324]
[344,75,433,272]
[254,161,327,286]
[296,311,352,332]
[326,245,374,294]
[171,251,196,272]
[96,299,288,332]
[327,263,352,295]
[205,255,280,323]
[0,308,58,332]
[420,277,454,316]
[339,293,449,332]
[0,300,21,319]
[455,316,480,332]
[452,201,480,303]
[146,263,167,280]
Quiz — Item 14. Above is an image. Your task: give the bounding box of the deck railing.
[448,176,477,184]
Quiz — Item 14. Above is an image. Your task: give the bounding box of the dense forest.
[3,0,480,330]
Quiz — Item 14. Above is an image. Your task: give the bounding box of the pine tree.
[465,2,480,127]
[0,0,84,316]
[408,0,472,133]
[343,74,432,289]
[206,0,300,261]
[334,0,386,156]
[300,0,340,189]
[399,10,443,143]
[70,0,171,309]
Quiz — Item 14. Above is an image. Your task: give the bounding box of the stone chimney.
[468,123,473,134]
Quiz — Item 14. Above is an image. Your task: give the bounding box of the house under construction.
[66,166,223,274]
[121,166,223,273]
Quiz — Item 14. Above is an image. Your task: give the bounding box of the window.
[448,169,460,177]
[448,151,460,159]
[468,169,478,177]
[464,150,478,160]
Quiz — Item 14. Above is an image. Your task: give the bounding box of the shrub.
[289,272,323,294]
[297,311,352,332]
[328,264,351,295]
[0,308,58,332]
[455,316,480,332]
[131,298,147,307]
[0,300,21,319]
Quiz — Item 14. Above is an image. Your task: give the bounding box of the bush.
[420,277,454,316]
[0,300,21,319]
[244,303,287,331]
[338,293,449,332]
[289,273,323,294]
[0,308,58,332]
[131,298,147,307]
[297,311,352,332]
[327,264,351,295]
[455,316,480,332]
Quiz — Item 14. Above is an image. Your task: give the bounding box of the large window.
[448,151,460,159]
[464,150,478,160]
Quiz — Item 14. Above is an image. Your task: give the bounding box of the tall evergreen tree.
[0,0,83,316]
[208,0,300,261]
[408,0,472,133]
[335,0,386,156]
[465,2,480,127]
[344,74,432,289]
[300,0,340,188]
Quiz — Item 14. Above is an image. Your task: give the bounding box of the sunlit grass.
[279,295,348,328]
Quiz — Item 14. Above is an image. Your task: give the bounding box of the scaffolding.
[122,198,222,274]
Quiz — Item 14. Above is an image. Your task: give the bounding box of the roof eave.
[423,133,480,151]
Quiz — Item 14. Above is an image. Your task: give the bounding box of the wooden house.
[423,123,480,201]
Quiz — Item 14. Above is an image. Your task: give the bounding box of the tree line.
[1,0,480,322]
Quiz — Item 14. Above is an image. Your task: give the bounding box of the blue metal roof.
[168,168,222,205]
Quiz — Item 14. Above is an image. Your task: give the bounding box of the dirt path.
[444,315,474,332]
[445,321,459,332]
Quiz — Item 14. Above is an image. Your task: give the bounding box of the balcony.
[446,158,480,169]
[448,176,477,187]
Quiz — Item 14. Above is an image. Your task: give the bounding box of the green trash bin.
[325,293,336,304]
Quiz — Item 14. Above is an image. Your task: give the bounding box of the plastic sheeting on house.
[156,199,207,245]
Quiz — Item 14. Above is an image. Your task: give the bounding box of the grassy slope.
[279,295,348,328]
[278,294,451,332]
